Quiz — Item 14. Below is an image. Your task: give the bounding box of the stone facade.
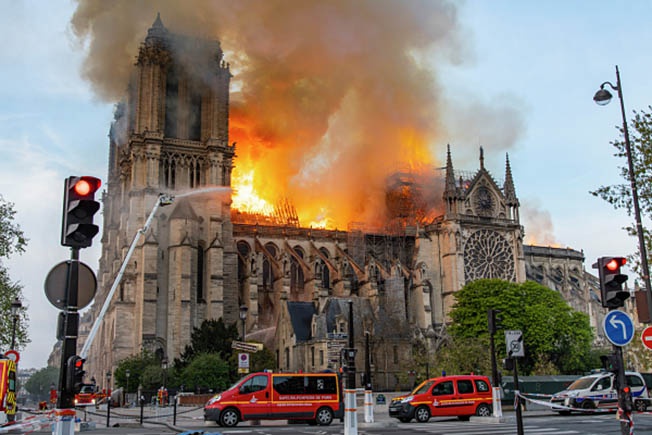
[83,17,605,388]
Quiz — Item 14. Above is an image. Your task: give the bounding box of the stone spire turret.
[444,144,457,200]
[503,153,518,205]
[503,153,519,222]
[479,146,485,170]
[443,144,462,214]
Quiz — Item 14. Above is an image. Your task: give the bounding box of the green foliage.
[590,106,652,275]
[176,318,239,368]
[0,195,28,352]
[180,353,231,392]
[432,336,492,377]
[114,350,161,392]
[448,279,594,375]
[140,364,166,390]
[250,347,276,372]
[0,195,27,259]
[24,366,59,400]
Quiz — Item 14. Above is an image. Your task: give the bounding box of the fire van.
[74,384,98,407]
[204,371,343,427]
[0,357,17,424]
[389,374,493,423]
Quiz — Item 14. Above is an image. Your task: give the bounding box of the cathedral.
[82,16,606,390]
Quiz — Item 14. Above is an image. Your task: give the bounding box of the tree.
[175,318,239,368]
[250,347,276,373]
[0,195,28,351]
[448,279,594,375]
[114,350,161,392]
[590,106,652,276]
[180,353,231,393]
[24,366,59,402]
[0,195,27,258]
[432,336,493,377]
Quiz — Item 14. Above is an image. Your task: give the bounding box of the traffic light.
[66,355,86,394]
[502,357,514,371]
[621,385,633,413]
[488,309,503,335]
[600,353,620,373]
[593,257,629,308]
[61,176,101,248]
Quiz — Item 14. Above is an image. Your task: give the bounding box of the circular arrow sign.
[603,310,635,347]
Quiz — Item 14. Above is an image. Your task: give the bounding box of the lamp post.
[594,65,652,323]
[239,305,248,341]
[161,358,168,389]
[10,297,22,349]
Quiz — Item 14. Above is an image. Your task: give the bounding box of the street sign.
[642,326,652,350]
[328,332,348,340]
[505,330,524,357]
[44,261,97,309]
[238,353,249,374]
[231,341,262,353]
[4,350,19,363]
[327,342,345,348]
[603,310,635,346]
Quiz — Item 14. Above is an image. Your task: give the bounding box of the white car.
[550,371,648,414]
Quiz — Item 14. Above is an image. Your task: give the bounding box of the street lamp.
[239,305,248,341]
[161,358,168,389]
[594,65,652,322]
[10,297,22,349]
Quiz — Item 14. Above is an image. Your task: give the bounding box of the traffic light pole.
[57,248,79,409]
[614,345,632,435]
[488,309,503,418]
[53,248,80,435]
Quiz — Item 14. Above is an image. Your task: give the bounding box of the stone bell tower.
[87,14,238,380]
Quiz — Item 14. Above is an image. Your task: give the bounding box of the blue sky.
[1,1,651,369]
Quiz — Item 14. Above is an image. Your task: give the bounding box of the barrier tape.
[0,411,55,434]
[515,391,641,415]
[0,403,204,434]
[82,404,203,420]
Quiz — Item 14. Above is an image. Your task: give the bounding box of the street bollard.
[344,389,357,435]
[173,395,177,426]
[106,396,111,427]
[492,387,503,418]
[139,396,145,425]
[364,390,374,423]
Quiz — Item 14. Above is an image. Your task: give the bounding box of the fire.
[231,167,273,215]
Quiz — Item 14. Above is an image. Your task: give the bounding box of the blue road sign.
[603,310,635,346]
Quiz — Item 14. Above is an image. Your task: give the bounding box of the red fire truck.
[0,356,17,424]
[74,384,99,407]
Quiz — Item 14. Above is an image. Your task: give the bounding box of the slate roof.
[287,301,316,342]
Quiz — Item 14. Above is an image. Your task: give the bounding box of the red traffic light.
[623,386,631,394]
[72,177,101,197]
[605,257,626,271]
[75,358,84,368]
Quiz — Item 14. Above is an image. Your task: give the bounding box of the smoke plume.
[70,0,523,229]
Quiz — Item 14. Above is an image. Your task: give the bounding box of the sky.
[1,0,651,369]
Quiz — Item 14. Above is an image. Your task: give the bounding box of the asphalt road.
[13,403,652,435]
